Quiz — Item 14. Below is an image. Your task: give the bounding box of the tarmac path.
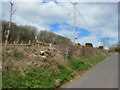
[65,54,118,88]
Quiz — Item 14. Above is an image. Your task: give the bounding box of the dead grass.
[2,44,108,74]
[2,45,64,74]
[59,44,108,59]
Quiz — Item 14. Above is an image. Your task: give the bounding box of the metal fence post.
[66,47,69,59]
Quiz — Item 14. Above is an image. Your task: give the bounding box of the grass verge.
[2,66,75,88]
[2,54,109,88]
[68,54,109,72]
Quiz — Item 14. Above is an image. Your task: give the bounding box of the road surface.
[65,54,118,88]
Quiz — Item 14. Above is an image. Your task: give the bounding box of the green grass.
[2,54,109,88]
[2,66,75,88]
[68,54,109,72]
[68,57,88,71]
[85,54,109,65]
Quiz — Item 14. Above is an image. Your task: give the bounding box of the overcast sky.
[1,0,118,48]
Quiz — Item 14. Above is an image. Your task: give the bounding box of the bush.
[115,47,120,53]
[98,46,104,49]
[85,43,93,47]
[109,47,120,53]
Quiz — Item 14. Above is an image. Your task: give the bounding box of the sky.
[1,0,118,48]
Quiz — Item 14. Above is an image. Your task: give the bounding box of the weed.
[13,51,23,59]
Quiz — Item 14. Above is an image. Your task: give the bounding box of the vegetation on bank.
[3,66,75,88]
[2,54,109,88]
[109,46,120,54]
[68,54,109,72]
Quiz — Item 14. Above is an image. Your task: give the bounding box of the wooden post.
[28,40,31,45]
[49,43,52,49]
[5,30,10,47]
[66,47,69,59]
[5,0,17,47]
[35,36,38,43]
[13,41,16,45]
[21,41,23,45]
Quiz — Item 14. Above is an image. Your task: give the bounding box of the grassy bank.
[68,54,109,72]
[3,66,75,88]
[2,54,109,88]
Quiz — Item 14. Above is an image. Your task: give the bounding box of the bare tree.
[4,0,17,47]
